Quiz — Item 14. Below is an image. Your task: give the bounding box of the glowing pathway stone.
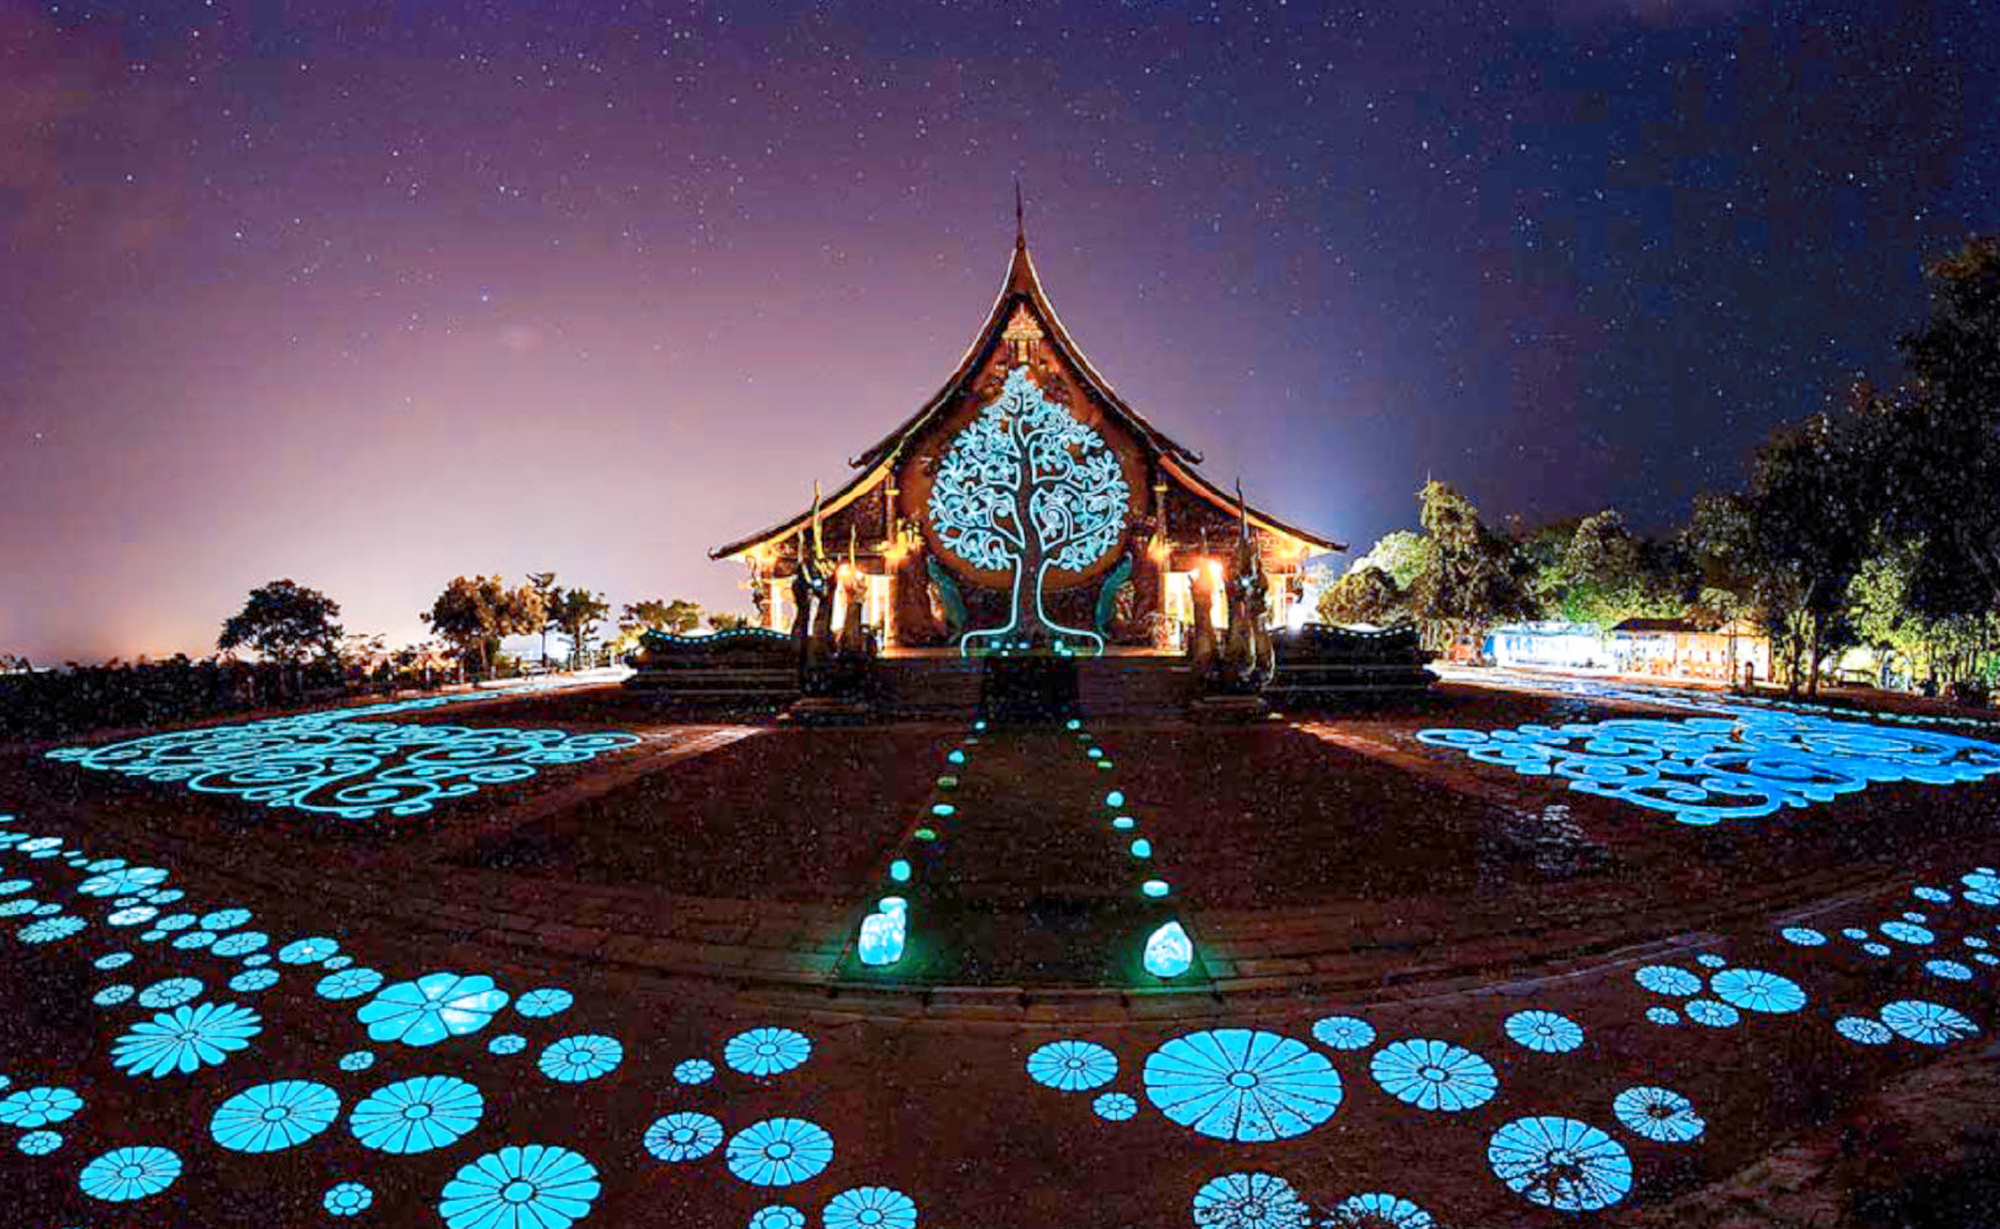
[1612,1086,1705,1142]
[1189,1172,1311,1229]
[1488,1115,1633,1212]
[1370,1039,1499,1112]
[439,1144,601,1229]
[1025,1040,1117,1092]
[1143,1028,1342,1142]
[725,1117,834,1186]
[1144,920,1193,979]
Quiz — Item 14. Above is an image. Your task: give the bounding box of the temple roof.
[710,225,1343,561]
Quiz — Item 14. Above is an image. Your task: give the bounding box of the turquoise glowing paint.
[1145,922,1193,978]
[1106,791,1124,808]
[1142,880,1169,898]
[1112,817,1135,830]
[931,803,955,817]
[889,859,911,883]
[947,749,967,765]
[1130,839,1152,859]
[913,828,937,842]
[1066,719,1081,730]
[858,912,905,967]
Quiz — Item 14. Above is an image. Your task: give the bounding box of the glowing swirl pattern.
[926,364,1130,654]
[1417,707,2000,825]
[47,704,641,820]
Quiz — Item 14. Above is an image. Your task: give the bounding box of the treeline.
[0,572,754,741]
[1320,235,2000,702]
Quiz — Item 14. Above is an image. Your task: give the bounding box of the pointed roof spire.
[1014,176,1025,248]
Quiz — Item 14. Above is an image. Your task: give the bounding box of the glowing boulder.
[1144,921,1193,979]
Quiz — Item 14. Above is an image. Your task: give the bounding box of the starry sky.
[3,0,1995,664]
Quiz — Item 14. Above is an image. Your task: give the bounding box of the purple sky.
[2,0,1994,664]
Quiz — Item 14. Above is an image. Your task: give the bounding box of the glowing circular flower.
[439,1144,601,1229]
[94,951,133,970]
[1025,1040,1117,1092]
[1836,1017,1892,1045]
[1683,999,1739,1028]
[229,969,280,993]
[357,972,509,1047]
[1188,1172,1308,1229]
[136,977,202,1009]
[750,1206,805,1229]
[79,867,168,897]
[1966,936,1990,949]
[1969,891,2000,907]
[724,1027,812,1078]
[31,902,61,915]
[645,1112,723,1162]
[1863,942,1892,956]
[515,988,573,1018]
[318,968,385,1001]
[1504,1010,1584,1054]
[1881,999,1979,1045]
[1311,1016,1376,1051]
[1612,1086,1704,1142]
[1093,1091,1138,1121]
[1488,1116,1632,1212]
[727,1117,834,1186]
[18,1128,62,1155]
[210,1079,341,1153]
[539,1034,623,1083]
[1842,927,1869,940]
[172,929,217,950]
[1979,953,2000,966]
[19,915,87,943]
[1710,968,1806,1014]
[1371,1039,1498,1112]
[146,888,184,904]
[1325,1192,1434,1227]
[279,936,339,965]
[1915,886,1952,903]
[1780,927,1826,946]
[154,912,196,931]
[323,954,354,970]
[349,1074,484,1154]
[0,899,36,917]
[1633,966,1700,996]
[0,878,29,895]
[0,1086,83,1127]
[201,908,251,931]
[823,1186,918,1229]
[673,1058,715,1085]
[84,857,126,872]
[1904,911,1930,924]
[325,1182,374,1217]
[1143,1028,1343,1141]
[1923,958,1972,981]
[1965,871,2000,893]
[108,906,158,927]
[339,1050,376,1072]
[78,1144,181,1202]
[1694,953,1727,968]
[1645,1006,1681,1026]
[112,1001,262,1078]
[1881,921,1934,945]
[488,1034,526,1056]
[211,931,268,957]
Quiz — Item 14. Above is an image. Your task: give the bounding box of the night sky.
[3,0,1995,664]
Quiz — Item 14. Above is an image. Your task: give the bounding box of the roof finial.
[1014,176,1025,248]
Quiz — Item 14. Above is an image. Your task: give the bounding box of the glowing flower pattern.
[515,988,573,1018]
[1634,966,1700,996]
[339,1050,376,1072]
[318,968,385,1001]
[1926,959,1973,981]
[1646,1007,1681,1026]
[0,1086,83,1127]
[112,1002,262,1078]
[1325,1192,1434,1228]
[1371,1039,1498,1112]
[212,931,269,957]
[1780,927,1826,946]
[1710,968,1806,1014]
[325,1182,374,1217]
[79,867,168,897]
[349,1074,484,1154]
[136,977,202,1009]
[1881,921,1934,945]
[1143,1028,1344,1141]
[171,929,217,950]
[201,908,251,930]
[79,1144,182,1202]
[1683,999,1740,1028]
[488,1034,526,1056]
[1612,1086,1705,1142]
[18,915,87,943]
[279,936,339,964]
[1189,1172,1309,1229]
[1093,1091,1138,1121]
[18,1128,62,1155]
[1025,1040,1117,1092]
[1311,1016,1376,1051]
[823,1186,918,1229]
[1488,1115,1633,1212]
[750,1207,805,1229]
[229,969,280,993]
[1836,1017,1891,1045]
[673,1058,714,1085]
[1504,1010,1584,1053]
[645,1112,723,1162]
[210,1079,341,1153]
[540,1034,623,1083]
[725,1027,812,1078]
[357,972,509,1047]
[726,1117,834,1186]
[1881,999,1979,1045]
[95,951,133,970]
[439,1144,601,1229]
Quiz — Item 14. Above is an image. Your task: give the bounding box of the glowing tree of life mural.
[927,365,1130,655]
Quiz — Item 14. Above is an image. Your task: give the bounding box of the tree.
[622,599,703,635]
[548,588,610,669]
[1317,565,1404,626]
[1407,480,1534,648]
[217,580,344,665]
[926,365,1130,653]
[525,572,562,665]
[707,611,754,631]
[422,576,541,678]
[1354,530,1436,591]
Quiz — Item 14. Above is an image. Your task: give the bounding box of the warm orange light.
[1207,559,1224,583]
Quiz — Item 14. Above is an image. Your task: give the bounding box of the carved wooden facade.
[710,228,1343,650]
